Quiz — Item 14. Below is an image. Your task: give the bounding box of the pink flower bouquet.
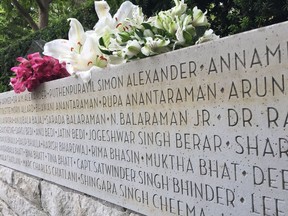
[10,52,70,93]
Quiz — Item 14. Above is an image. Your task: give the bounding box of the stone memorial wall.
[0,22,287,216]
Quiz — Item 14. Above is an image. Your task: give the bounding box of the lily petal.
[95,1,112,20]
[77,70,92,83]
[93,1,114,33]
[176,28,185,43]
[68,18,86,47]
[81,35,99,63]
[65,63,75,76]
[192,7,209,27]
[109,55,126,65]
[43,39,71,62]
[196,29,219,44]
[113,1,135,22]
[171,0,187,16]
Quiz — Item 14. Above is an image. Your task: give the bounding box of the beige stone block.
[0,199,17,216]
[13,171,41,206]
[41,181,81,216]
[0,165,13,185]
[0,181,47,216]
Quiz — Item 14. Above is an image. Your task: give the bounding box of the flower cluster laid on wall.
[10,0,219,93]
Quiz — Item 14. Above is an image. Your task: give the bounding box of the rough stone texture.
[79,195,129,216]
[0,180,47,216]
[0,199,17,216]
[0,165,13,185]
[0,166,141,216]
[41,180,83,216]
[13,171,41,207]
[41,180,140,216]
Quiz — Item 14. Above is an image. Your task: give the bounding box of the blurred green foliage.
[0,0,97,92]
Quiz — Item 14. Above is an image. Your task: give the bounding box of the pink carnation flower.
[10,52,70,93]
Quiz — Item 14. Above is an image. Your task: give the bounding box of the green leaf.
[99,46,113,55]
[119,32,131,42]
[102,33,111,48]
[183,30,192,43]
[142,22,152,30]
[135,29,144,38]
[99,37,105,47]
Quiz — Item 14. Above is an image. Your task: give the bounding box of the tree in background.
[225,0,288,34]
[0,0,87,48]
[1,0,287,47]
[11,0,50,30]
[0,4,30,48]
[2,0,88,30]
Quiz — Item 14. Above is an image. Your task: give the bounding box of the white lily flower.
[131,6,144,26]
[68,18,86,51]
[66,35,108,82]
[67,36,107,73]
[44,19,108,82]
[114,1,143,26]
[196,29,219,44]
[192,6,209,27]
[93,1,144,36]
[43,18,86,64]
[141,37,170,56]
[153,12,177,34]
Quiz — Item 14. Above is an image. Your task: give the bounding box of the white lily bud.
[171,0,187,16]
[192,6,209,27]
